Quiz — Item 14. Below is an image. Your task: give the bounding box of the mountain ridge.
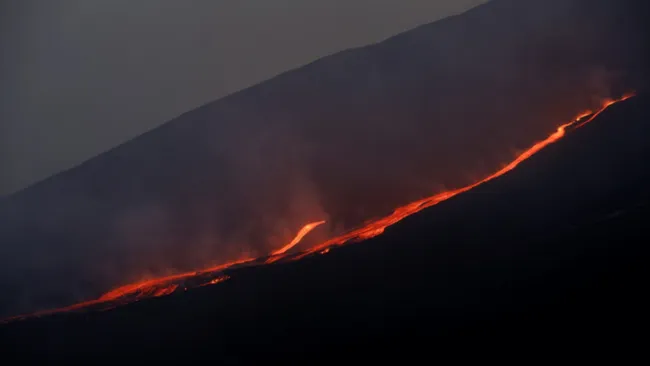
[0,3,478,201]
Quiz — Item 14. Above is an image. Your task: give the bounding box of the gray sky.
[0,0,486,196]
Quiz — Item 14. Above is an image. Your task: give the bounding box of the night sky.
[0,0,485,196]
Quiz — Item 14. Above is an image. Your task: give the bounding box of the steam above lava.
[1,93,634,324]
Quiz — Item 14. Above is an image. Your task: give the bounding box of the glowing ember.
[200,275,231,287]
[1,93,634,324]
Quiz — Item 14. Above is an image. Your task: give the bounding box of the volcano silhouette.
[2,89,648,361]
[1,0,650,360]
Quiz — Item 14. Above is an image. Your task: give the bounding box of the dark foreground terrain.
[1,95,648,361]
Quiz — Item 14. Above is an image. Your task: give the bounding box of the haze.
[0,0,486,196]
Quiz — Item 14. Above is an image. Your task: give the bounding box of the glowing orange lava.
[273,221,327,255]
[200,275,231,287]
[0,259,254,323]
[286,93,636,261]
[575,93,636,128]
[1,93,634,324]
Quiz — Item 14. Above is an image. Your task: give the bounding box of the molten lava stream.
[287,93,636,260]
[264,220,328,264]
[1,93,634,324]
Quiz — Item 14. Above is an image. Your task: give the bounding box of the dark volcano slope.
[0,0,648,318]
[2,96,648,360]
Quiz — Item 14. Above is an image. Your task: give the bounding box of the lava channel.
[1,93,634,324]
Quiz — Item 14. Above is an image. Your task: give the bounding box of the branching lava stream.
[1,93,634,324]
[272,221,327,256]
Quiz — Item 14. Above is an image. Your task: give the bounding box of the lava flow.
[1,93,634,324]
[286,92,636,261]
[272,221,327,255]
[264,220,327,264]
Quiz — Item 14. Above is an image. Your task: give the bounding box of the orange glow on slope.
[286,93,636,261]
[575,93,635,128]
[200,275,231,287]
[95,258,253,303]
[99,274,189,302]
[272,221,327,255]
[1,93,634,324]
[0,258,255,323]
